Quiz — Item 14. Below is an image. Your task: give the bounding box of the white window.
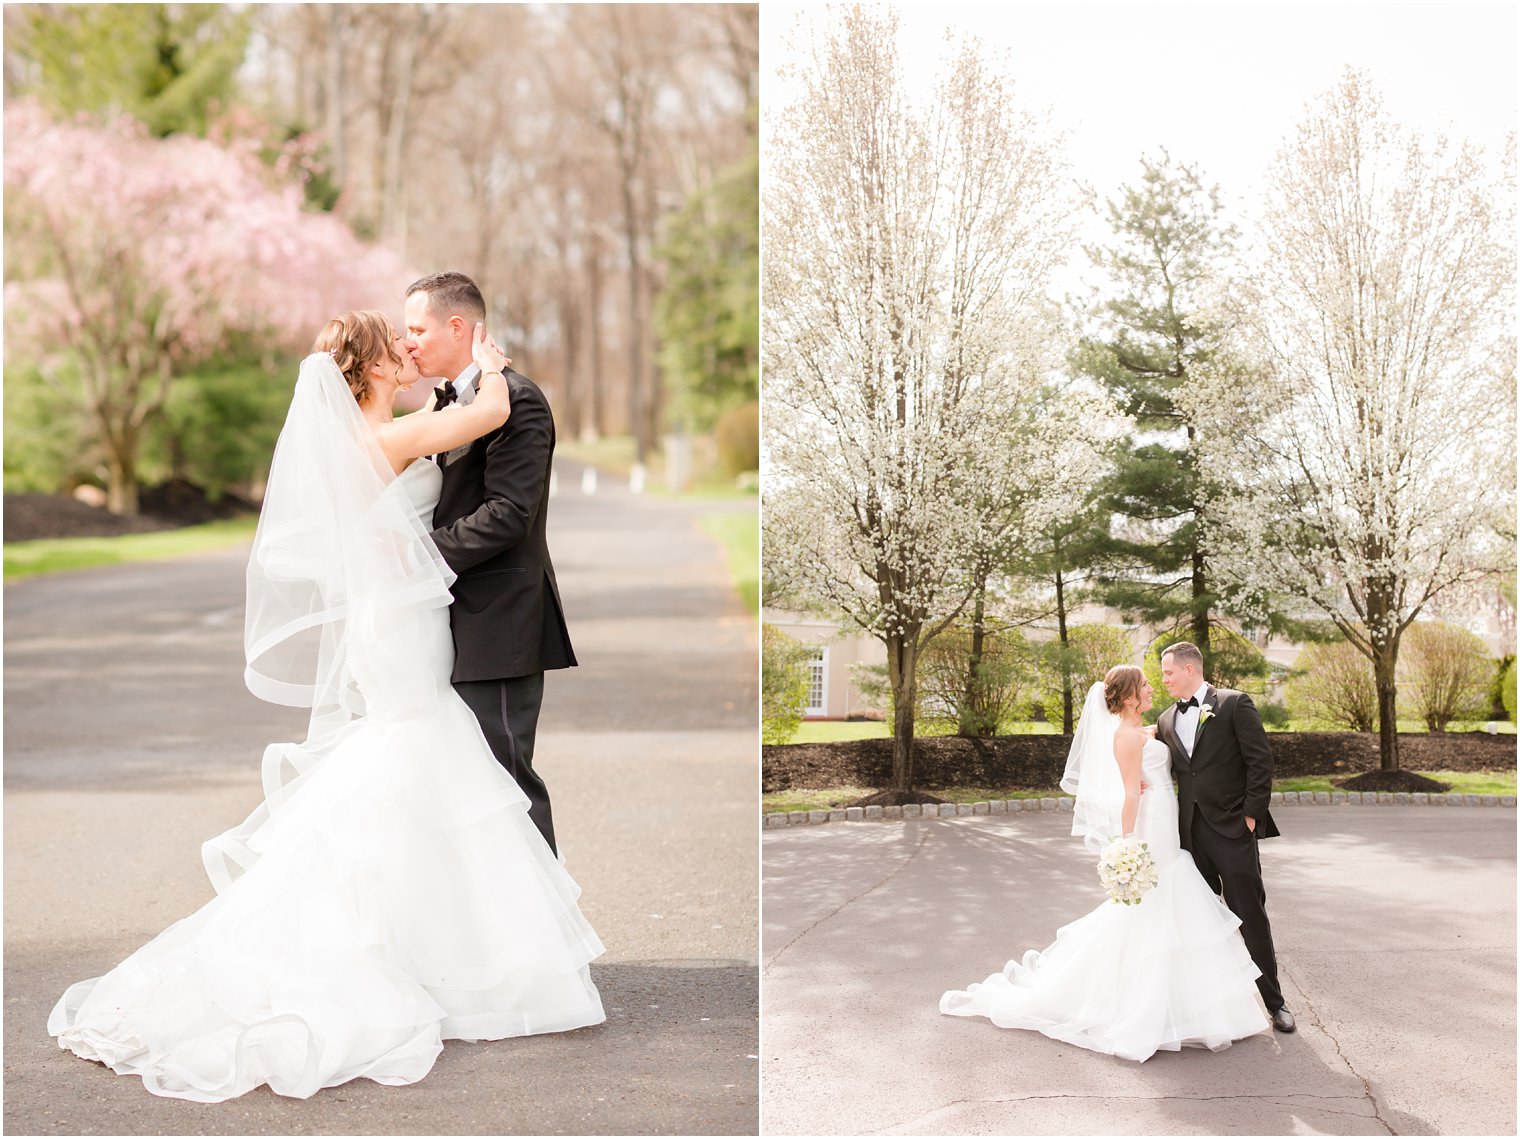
[805,647,828,716]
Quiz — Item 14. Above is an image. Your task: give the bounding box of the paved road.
[4,461,759,1135]
[762,808,1516,1136]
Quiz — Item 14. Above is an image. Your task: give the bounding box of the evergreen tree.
[7,4,251,137]
[1074,152,1236,666]
[1013,496,1115,732]
[654,125,759,434]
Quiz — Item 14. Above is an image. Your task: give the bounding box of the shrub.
[1504,657,1517,722]
[3,360,98,493]
[917,625,1043,737]
[762,624,812,745]
[714,400,759,479]
[1035,624,1136,728]
[152,355,292,497]
[1142,626,1269,709]
[1285,639,1376,730]
[1398,621,1493,731]
[1488,653,1515,720]
[1257,701,1291,730]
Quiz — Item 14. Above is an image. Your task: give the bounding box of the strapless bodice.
[1142,737,1173,784]
[1135,737,1180,860]
[391,459,442,523]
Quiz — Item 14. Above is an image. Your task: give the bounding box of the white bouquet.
[1097,835,1159,905]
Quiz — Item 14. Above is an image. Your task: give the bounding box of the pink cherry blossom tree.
[4,99,411,515]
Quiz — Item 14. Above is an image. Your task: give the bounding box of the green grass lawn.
[786,719,1063,743]
[699,510,759,614]
[762,768,1517,814]
[1283,719,1517,734]
[763,785,1063,813]
[557,434,757,500]
[785,719,1515,744]
[557,435,648,479]
[4,517,259,581]
[1273,770,1516,796]
[556,434,756,498]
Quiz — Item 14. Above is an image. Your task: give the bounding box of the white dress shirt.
[1174,677,1210,756]
[451,362,481,405]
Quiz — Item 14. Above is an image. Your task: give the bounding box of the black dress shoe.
[1271,1007,1296,1033]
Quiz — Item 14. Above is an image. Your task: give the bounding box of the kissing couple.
[49,271,605,1102]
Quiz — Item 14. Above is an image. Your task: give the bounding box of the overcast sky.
[763,1,1516,264]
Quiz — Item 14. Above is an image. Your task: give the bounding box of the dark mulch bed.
[1336,770,1452,793]
[764,731,1517,793]
[851,789,949,808]
[4,481,258,543]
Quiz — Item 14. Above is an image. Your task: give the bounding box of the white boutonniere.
[1198,703,1215,728]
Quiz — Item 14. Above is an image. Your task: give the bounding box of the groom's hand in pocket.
[1245,816,1257,833]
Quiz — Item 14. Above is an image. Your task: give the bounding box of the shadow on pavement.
[5,961,757,1137]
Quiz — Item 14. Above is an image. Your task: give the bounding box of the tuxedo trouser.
[1188,806,1284,1012]
[454,672,556,856]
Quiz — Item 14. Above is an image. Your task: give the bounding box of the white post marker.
[581,466,597,495]
[629,463,646,495]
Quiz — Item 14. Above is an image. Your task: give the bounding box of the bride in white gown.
[940,666,1268,1062]
[49,312,605,1102]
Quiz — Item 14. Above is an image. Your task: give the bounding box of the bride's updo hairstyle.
[312,310,404,403]
[1103,664,1145,714]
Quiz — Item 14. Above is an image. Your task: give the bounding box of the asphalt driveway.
[4,462,759,1135]
[762,806,1515,1136]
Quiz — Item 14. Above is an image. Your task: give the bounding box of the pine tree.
[1075,152,1236,666]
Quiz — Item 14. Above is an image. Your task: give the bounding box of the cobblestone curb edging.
[763,790,1517,828]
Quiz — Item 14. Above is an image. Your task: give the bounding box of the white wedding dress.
[940,738,1268,1061]
[49,458,605,1101]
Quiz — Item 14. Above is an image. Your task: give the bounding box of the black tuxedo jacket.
[1156,686,1279,841]
[429,367,577,683]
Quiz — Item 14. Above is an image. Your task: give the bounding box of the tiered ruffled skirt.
[940,850,1268,1062]
[48,699,604,1102]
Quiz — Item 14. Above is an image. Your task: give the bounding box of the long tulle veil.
[204,352,456,889]
[1059,681,1126,854]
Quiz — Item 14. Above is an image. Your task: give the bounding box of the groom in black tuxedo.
[404,271,576,855]
[1155,641,1294,1033]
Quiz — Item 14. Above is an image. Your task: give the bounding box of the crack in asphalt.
[1283,962,1396,1135]
[866,1090,1382,1135]
[763,827,930,973]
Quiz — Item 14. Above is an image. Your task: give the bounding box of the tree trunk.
[960,567,988,737]
[1055,561,1073,734]
[621,173,646,463]
[1191,546,1211,662]
[559,289,582,439]
[887,631,919,792]
[380,17,418,251]
[104,450,139,517]
[323,7,345,185]
[585,244,604,440]
[1372,643,1401,771]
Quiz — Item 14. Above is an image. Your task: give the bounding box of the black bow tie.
[1175,696,1199,713]
[433,380,459,409]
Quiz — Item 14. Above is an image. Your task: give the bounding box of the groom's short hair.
[1161,641,1204,670]
[406,271,486,325]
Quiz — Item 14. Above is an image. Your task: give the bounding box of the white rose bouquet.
[1097,835,1159,905]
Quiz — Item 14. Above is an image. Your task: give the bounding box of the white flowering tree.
[1201,71,1516,772]
[762,6,1093,794]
